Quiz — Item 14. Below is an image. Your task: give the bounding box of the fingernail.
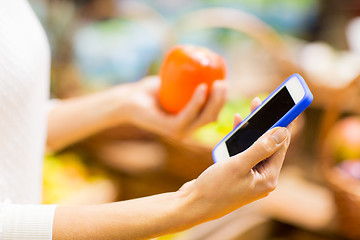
[200,84,207,96]
[199,83,207,91]
[272,128,288,144]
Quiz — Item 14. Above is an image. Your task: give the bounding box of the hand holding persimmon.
[159,45,226,114]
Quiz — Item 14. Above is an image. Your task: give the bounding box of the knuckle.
[211,114,219,122]
[248,179,257,191]
[267,183,277,193]
[197,113,216,126]
[204,115,218,125]
[259,138,275,154]
[168,126,183,139]
[285,138,291,148]
[227,157,246,175]
[260,192,270,199]
[173,131,184,140]
[264,192,270,197]
[226,158,241,172]
[265,178,278,192]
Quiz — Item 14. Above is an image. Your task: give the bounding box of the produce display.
[159,45,226,114]
[192,94,267,146]
[43,153,111,204]
[325,116,360,180]
[32,0,360,238]
[338,160,360,180]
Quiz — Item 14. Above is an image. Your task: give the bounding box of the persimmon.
[159,45,226,114]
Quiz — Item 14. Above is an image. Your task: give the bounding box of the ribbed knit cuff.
[1,203,57,240]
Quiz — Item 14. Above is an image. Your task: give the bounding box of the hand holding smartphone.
[212,74,313,163]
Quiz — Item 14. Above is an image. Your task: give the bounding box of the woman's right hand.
[177,97,293,223]
[52,97,294,240]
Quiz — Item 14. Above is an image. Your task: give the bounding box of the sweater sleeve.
[0,200,57,240]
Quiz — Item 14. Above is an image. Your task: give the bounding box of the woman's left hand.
[121,76,227,139]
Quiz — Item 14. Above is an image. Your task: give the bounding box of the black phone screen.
[225,87,295,157]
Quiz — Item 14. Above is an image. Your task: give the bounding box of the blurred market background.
[29,0,360,239]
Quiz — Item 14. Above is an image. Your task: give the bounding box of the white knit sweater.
[0,0,56,239]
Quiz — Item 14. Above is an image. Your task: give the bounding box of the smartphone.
[212,73,313,163]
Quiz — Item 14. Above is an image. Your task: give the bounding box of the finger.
[267,137,290,176]
[142,75,160,86]
[253,136,289,177]
[235,127,290,170]
[253,124,293,191]
[186,80,227,132]
[250,97,261,112]
[287,118,296,134]
[233,97,260,130]
[176,83,207,131]
[233,113,242,129]
[283,119,296,147]
[252,142,288,194]
[197,80,227,122]
[178,179,196,192]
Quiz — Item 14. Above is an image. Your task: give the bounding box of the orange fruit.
[159,45,226,114]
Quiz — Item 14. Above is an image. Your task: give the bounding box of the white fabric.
[0,0,56,239]
[1,202,57,240]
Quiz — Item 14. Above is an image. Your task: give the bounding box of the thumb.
[238,127,289,170]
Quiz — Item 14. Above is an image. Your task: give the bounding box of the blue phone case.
[212,73,313,163]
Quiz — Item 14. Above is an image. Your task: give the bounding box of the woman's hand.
[52,97,295,240]
[122,76,227,139]
[177,98,293,223]
[47,75,225,151]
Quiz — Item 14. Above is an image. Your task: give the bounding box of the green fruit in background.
[43,153,109,204]
[193,95,267,146]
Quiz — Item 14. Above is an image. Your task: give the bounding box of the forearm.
[50,117,291,240]
[53,191,203,240]
[46,85,132,152]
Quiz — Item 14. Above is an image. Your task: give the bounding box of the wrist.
[174,181,212,229]
[103,83,136,127]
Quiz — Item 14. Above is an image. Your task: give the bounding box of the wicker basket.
[321,146,360,239]
[319,75,360,239]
